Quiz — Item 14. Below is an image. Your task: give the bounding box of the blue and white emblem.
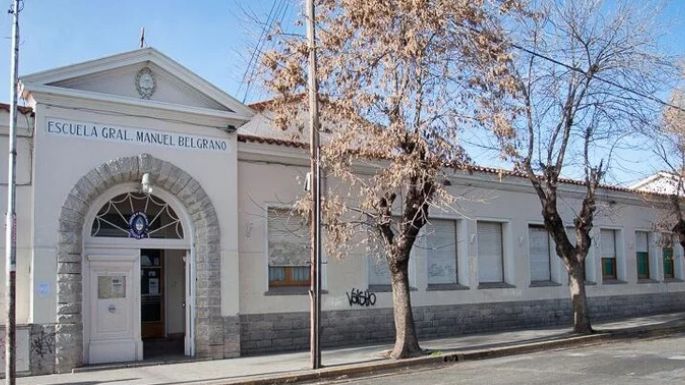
[128,212,149,239]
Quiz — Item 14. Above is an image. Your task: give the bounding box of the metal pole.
[306,0,322,370]
[5,0,20,384]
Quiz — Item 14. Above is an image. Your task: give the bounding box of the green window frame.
[636,252,650,279]
[601,257,617,280]
[600,229,618,280]
[663,247,675,279]
[636,231,650,280]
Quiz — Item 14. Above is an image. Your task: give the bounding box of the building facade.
[1,48,684,376]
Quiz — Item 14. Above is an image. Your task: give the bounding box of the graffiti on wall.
[346,288,377,307]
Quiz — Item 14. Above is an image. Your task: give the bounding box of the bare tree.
[489,0,673,333]
[261,0,519,358]
[650,88,685,248]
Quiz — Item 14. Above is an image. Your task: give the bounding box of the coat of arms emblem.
[128,212,149,239]
[135,67,156,99]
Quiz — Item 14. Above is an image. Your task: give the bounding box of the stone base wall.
[18,292,685,374]
[29,324,56,376]
[0,323,55,378]
[223,316,241,358]
[239,292,685,355]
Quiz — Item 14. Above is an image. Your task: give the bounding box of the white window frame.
[476,219,513,287]
[634,229,654,281]
[599,227,624,283]
[527,224,558,284]
[264,204,316,292]
[365,226,417,290]
[659,232,683,281]
[423,218,461,289]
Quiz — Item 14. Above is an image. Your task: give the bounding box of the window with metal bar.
[529,225,552,282]
[425,219,458,285]
[636,231,650,280]
[600,229,618,280]
[267,207,311,287]
[477,221,504,283]
[663,246,675,279]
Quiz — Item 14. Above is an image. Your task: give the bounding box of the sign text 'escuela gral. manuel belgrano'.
[46,118,230,152]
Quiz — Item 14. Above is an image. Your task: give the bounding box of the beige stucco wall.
[2,49,682,344]
[3,101,682,329]
[0,108,34,326]
[27,95,241,324]
[236,142,685,315]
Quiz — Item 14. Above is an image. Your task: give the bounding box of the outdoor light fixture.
[141,173,153,195]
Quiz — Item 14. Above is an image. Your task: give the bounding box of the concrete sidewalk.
[18,311,685,385]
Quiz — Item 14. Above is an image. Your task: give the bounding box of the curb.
[200,332,613,385]
[198,324,685,385]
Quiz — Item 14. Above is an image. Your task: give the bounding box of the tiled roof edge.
[237,133,308,149]
[237,133,660,196]
[0,102,34,115]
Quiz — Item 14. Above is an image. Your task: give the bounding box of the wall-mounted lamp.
[141,173,153,195]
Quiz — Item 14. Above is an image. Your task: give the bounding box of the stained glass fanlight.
[91,192,184,239]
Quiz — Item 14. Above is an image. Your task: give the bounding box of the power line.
[248,0,291,103]
[241,0,289,103]
[509,42,685,113]
[239,0,279,102]
[453,21,685,114]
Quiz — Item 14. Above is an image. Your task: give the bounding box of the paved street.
[12,312,685,385]
[320,333,685,385]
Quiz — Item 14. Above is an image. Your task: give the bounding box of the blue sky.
[0,0,286,103]
[1,0,684,185]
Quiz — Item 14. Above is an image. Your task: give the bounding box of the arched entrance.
[83,187,192,364]
[54,154,223,372]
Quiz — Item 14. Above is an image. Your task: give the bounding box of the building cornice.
[24,84,252,124]
[237,139,667,207]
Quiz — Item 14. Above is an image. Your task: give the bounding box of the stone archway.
[54,154,223,373]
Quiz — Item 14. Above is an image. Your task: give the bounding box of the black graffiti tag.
[346,288,377,307]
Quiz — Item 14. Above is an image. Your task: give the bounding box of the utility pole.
[5,0,20,384]
[306,0,322,370]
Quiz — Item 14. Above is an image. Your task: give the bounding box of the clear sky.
[0,0,287,104]
[1,0,684,186]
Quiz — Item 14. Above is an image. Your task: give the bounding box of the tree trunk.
[672,218,685,251]
[568,261,592,334]
[389,263,422,358]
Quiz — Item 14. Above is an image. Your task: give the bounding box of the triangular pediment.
[49,62,231,111]
[20,47,253,119]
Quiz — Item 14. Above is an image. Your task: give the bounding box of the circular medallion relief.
[135,67,156,99]
[128,211,150,239]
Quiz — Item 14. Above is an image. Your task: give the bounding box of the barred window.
[267,207,310,287]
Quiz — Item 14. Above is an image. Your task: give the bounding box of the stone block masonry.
[238,292,685,356]
[54,153,223,372]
